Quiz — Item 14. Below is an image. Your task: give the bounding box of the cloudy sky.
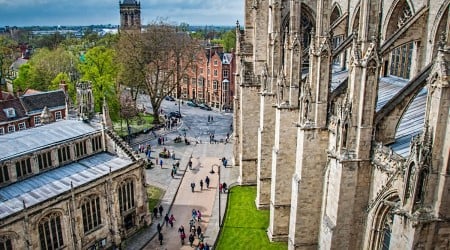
[0,0,244,27]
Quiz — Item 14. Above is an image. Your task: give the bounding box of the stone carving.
[276,67,286,103]
[300,81,312,122]
[397,4,412,29]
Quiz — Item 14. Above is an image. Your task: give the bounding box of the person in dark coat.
[159,205,164,217]
[153,207,158,218]
[196,225,202,237]
[189,233,195,247]
[158,232,163,245]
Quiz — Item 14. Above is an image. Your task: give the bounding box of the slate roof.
[0,152,133,219]
[20,90,66,114]
[330,72,426,158]
[0,119,101,161]
[0,98,28,124]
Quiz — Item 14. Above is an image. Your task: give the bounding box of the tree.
[117,21,199,124]
[13,47,77,91]
[221,30,236,52]
[78,46,119,120]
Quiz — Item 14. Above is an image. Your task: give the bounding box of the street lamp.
[209,163,221,226]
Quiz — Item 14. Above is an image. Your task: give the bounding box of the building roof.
[122,0,138,4]
[0,119,101,161]
[221,53,233,65]
[0,152,132,219]
[330,71,426,158]
[0,98,28,124]
[20,89,66,114]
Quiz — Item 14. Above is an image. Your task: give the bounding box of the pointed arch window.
[381,212,394,250]
[38,213,64,250]
[389,42,413,79]
[0,237,12,250]
[414,168,428,204]
[81,196,102,233]
[118,179,135,214]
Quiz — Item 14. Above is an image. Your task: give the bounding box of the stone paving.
[123,127,238,250]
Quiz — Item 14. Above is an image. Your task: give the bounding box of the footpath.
[123,128,238,250]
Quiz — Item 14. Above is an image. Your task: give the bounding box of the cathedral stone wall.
[237,0,450,249]
[239,86,260,184]
[268,108,298,241]
[256,93,277,208]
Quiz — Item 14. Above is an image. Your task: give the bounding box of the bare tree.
[117,20,199,124]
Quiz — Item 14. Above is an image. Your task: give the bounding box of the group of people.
[190,176,211,192]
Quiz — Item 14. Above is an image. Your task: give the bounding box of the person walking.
[169,214,176,228]
[178,225,185,235]
[180,231,186,245]
[152,207,158,218]
[205,176,210,188]
[196,225,202,238]
[159,205,164,217]
[157,223,162,234]
[200,179,204,190]
[197,210,202,222]
[158,232,163,245]
[160,159,163,168]
[164,213,169,227]
[219,183,223,193]
[189,233,195,247]
[222,182,227,193]
[190,182,195,192]
[191,209,197,221]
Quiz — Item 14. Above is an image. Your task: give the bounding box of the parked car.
[187,101,198,107]
[198,103,212,111]
[165,96,175,101]
[169,111,182,118]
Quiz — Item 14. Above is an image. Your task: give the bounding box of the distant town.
[0,24,236,39]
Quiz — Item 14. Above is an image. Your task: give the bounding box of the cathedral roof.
[0,119,101,161]
[0,152,132,219]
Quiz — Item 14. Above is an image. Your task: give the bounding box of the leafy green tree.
[117,21,199,124]
[79,46,119,121]
[221,30,236,52]
[0,36,18,85]
[13,47,77,91]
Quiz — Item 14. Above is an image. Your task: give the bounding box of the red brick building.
[180,45,235,111]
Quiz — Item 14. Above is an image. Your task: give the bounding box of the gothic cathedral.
[234,0,450,249]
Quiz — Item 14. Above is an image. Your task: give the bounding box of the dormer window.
[3,108,16,118]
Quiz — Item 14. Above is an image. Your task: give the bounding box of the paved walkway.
[123,132,238,250]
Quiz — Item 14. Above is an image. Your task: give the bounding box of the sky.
[0,0,244,27]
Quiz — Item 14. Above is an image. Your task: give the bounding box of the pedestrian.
[224,158,228,167]
[159,205,164,217]
[178,225,185,235]
[222,182,227,193]
[198,241,205,250]
[189,233,195,247]
[205,176,210,188]
[204,242,210,250]
[157,223,162,233]
[171,169,174,178]
[164,213,169,226]
[200,179,204,190]
[153,207,158,218]
[160,159,163,168]
[219,183,223,193]
[172,150,175,160]
[192,209,197,221]
[197,210,202,222]
[180,231,186,245]
[196,225,202,237]
[158,232,163,245]
[191,182,195,192]
[169,214,176,228]
[188,159,193,169]
[199,232,204,243]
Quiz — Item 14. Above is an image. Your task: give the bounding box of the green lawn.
[216,186,287,250]
[147,185,165,213]
[113,114,156,137]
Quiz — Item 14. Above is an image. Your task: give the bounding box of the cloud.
[0,0,243,27]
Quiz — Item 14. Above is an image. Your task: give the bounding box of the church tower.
[119,0,141,31]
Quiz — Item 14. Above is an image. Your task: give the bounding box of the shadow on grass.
[216,186,287,250]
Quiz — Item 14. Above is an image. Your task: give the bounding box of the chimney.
[59,80,68,93]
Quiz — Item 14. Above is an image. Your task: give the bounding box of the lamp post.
[209,163,221,226]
